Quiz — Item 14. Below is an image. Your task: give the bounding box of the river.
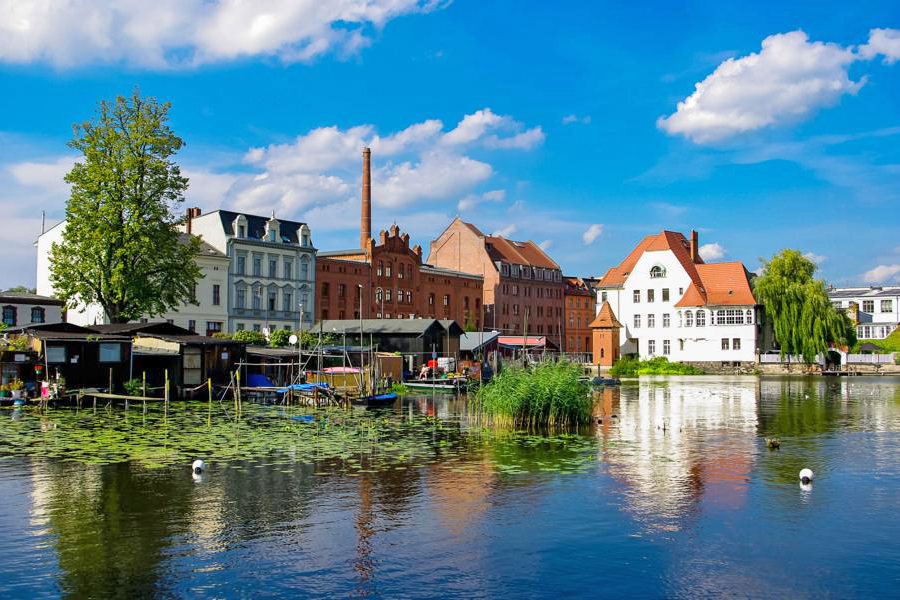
[0,376,898,598]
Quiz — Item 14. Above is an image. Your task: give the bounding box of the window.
[321,282,329,297]
[648,340,656,355]
[207,321,223,335]
[269,230,276,242]
[662,288,669,302]
[97,343,121,363]
[253,324,261,332]
[237,255,246,274]
[283,260,292,280]
[406,290,412,304]
[696,310,706,327]
[188,320,196,333]
[633,290,641,303]
[512,285,519,296]
[647,289,655,303]
[863,300,875,312]
[2,306,16,327]
[46,346,66,363]
[647,314,655,328]
[715,309,745,325]
[881,299,893,312]
[386,289,392,302]
[283,292,292,312]
[721,338,730,350]
[269,259,277,278]
[679,339,684,351]
[832,301,842,309]
[685,311,693,327]
[253,257,262,276]
[678,287,683,295]
[633,314,641,328]
[662,313,670,328]
[650,266,666,278]
[386,263,392,277]
[398,265,404,279]
[238,224,246,238]
[300,258,309,280]
[338,284,346,298]
[212,284,221,306]
[443,295,450,306]
[376,289,383,303]
[31,307,45,324]
[513,304,520,316]
[663,339,670,355]
[236,287,246,309]
[733,338,741,351]
[268,292,276,311]
[601,291,608,302]
[746,309,753,324]
[428,293,435,305]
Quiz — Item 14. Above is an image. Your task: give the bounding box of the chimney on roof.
[185,207,199,234]
[361,147,372,249]
[690,229,699,262]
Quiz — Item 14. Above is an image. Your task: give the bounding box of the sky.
[2,0,900,289]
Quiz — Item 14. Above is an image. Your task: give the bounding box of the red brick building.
[564,276,596,354]
[427,218,564,345]
[315,150,483,325]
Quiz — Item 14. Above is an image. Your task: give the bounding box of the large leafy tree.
[50,92,201,323]
[754,249,856,363]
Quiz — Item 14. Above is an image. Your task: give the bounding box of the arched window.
[746,309,753,324]
[650,265,666,279]
[406,290,412,303]
[685,311,693,327]
[377,261,384,276]
[695,310,705,327]
[31,307,45,324]
[300,256,310,280]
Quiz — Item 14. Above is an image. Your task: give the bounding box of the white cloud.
[562,114,591,125]
[860,28,900,64]
[441,109,545,150]
[375,152,492,208]
[658,29,900,144]
[803,251,827,265]
[582,224,603,245]
[0,0,443,68]
[863,264,900,283]
[493,224,517,238]
[699,242,725,261]
[457,189,505,211]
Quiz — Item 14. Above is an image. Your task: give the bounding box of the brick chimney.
[690,229,699,262]
[361,147,372,249]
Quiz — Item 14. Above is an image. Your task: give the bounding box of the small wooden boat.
[404,378,469,392]
[588,376,621,387]
[351,392,398,406]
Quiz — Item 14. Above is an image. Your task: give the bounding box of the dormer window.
[238,225,246,238]
[650,265,666,279]
[233,214,249,239]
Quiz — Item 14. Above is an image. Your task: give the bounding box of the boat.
[590,376,621,387]
[404,377,470,392]
[351,392,398,406]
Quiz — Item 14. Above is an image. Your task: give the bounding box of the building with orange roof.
[428,218,564,345]
[563,276,595,354]
[595,230,758,366]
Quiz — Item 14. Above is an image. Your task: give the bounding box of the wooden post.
[236,369,241,414]
[109,368,113,395]
[142,371,147,413]
[207,378,212,427]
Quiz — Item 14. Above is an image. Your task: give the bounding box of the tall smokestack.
[690,229,699,262]
[361,147,372,249]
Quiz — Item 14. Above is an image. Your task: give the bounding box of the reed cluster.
[476,360,592,428]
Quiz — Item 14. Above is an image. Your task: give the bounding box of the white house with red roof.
[595,230,758,364]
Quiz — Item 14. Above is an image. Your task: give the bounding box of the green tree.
[464,313,476,332]
[5,286,36,294]
[754,249,856,363]
[232,329,267,346]
[269,329,292,347]
[49,91,201,323]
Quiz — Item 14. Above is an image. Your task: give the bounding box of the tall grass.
[476,360,592,428]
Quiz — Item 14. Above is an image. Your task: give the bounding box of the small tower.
[590,300,623,367]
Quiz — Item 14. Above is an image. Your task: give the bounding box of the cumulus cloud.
[457,189,506,212]
[863,264,900,283]
[658,29,900,144]
[562,114,591,125]
[698,242,725,261]
[803,251,827,265]
[0,0,443,68]
[493,224,517,238]
[582,224,603,245]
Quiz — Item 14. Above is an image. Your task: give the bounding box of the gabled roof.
[589,301,623,329]
[599,231,704,289]
[312,319,450,336]
[675,263,756,307]
[212,209,307,243]
[177,233,226,258]
[484,235,559,269]
[460,331,501,352]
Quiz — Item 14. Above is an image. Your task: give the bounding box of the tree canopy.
[49,92,201,323]
[754,249,856,363]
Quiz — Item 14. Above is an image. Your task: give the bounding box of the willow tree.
[49,92,200,323]
[754,249,856,363]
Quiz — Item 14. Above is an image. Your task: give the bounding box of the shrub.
[211,332,232,340]
[232,329,267,345]
[610,356,703,376]
[123,378,143,397]
[269,329,293,347]
[609,356,640,377]
[476,360,592,428]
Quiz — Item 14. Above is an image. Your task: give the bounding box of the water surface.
[0,376,898,598]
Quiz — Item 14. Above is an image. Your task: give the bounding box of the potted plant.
[0,384,9,399]
[9,379,24,400]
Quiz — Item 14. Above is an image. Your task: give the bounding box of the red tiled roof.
[677,262,755,306]
[589,301,623,328]
[485,235,559,270]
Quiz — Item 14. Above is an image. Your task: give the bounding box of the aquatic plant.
[476,360,592,428]
[609,357,703,377]
[123,378,143,397]
[389,383,412,395]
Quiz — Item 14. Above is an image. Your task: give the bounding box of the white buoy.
[192,459,206,475]
[799,468,814,485]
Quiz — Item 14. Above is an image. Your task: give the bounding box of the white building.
[36,219,230,334]
[0,292,64,328]
[827,286,900,340]
[187,209,316,334]
[596,230,758,365]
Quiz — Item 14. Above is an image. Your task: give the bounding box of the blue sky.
[2,0,900,289]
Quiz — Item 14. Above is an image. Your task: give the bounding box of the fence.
[846,353,896,364]
[758,354,817,364]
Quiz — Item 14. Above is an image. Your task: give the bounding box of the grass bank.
[609,356,704,377]
[476,360,592,428]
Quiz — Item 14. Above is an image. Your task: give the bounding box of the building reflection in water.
[596,378,759,531]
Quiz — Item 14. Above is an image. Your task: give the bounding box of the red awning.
[498,336,547,347]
